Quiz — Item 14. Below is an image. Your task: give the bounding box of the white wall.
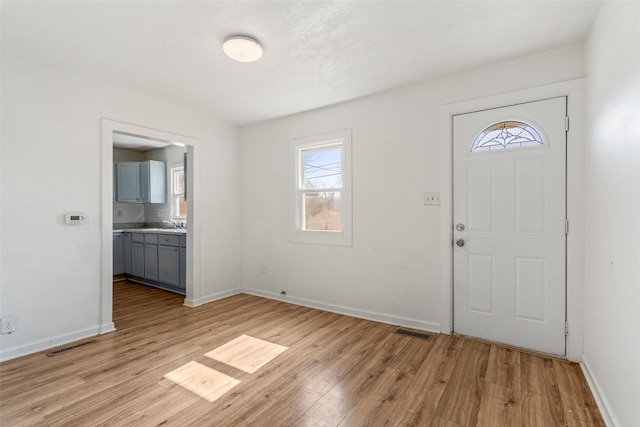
[240,46,586,330]
[0,53,242,360]
[583,3,640,426]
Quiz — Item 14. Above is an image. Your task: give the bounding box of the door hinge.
[565,116,570,132]
[565,321,569,336]
[565,218,569,234]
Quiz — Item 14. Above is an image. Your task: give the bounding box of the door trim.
[438,79,586,361]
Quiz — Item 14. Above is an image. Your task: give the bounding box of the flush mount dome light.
[223,35,263,62]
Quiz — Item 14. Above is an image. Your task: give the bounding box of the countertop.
[113,228,186,235]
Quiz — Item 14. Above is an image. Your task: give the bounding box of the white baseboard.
[1,288,438,362]
[184,288,242,307]
[0,325,101,362]
[100,322,116,334]
[242,287,441,333]
[580,356,617,427]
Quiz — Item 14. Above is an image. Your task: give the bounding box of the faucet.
[163,220,177,229]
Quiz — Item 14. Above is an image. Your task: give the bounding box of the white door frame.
[439,80,586,361]
[99,119,201,335]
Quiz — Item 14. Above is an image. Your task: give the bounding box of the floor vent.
[46,340,97,357]
[395,329,432,341]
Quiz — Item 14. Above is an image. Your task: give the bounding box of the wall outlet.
[1,316,16,334]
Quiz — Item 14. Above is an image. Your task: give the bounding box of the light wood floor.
[1,281,604,426]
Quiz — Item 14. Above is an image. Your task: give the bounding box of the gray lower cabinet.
[144,234,158,281]
[122,231,186,294]
[123,233,132,274]
[113,232,124,275]
[131,233,145,277]
[180,235,186,289]
[158,234,180,287]
[158,245,180,287]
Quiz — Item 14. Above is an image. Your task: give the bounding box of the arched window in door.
[470,121,544,152]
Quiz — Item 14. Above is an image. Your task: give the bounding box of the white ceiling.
[1,1,602,126]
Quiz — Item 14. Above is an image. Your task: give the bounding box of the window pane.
[303,192,341,231]
[174,170,185,194]
[470,121,544,152]
[177,196,187,217]
[303,147,342,189]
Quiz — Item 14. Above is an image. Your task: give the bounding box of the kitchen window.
[293,129,352,246]
[171,165,186,219]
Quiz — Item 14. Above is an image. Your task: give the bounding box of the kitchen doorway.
[100,120,200,334]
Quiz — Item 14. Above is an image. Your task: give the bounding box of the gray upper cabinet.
[114,160,166,204]
[141,160,166,204]
[115,162,142,203]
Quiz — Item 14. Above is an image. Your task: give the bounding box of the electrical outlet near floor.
[1,315,16,334]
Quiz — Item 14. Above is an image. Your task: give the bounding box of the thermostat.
[64,213,86,224]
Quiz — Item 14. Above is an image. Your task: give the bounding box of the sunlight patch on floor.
[205,334,289,374]
[163,361,240,403]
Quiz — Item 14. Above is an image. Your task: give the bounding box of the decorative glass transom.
[470,121,544,152]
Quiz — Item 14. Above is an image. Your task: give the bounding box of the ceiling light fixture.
[223,35,263,62]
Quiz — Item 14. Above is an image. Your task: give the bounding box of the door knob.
[456,239,465,247]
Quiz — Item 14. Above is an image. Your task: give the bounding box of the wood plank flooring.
[0,281,604,426]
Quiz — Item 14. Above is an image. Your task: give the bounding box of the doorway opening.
[100,120,199,334]
[438,79,586,361]
[452,97,567,356]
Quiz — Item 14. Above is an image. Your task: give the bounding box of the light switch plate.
[424,192,440,205]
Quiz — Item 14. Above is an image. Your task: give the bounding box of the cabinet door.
[141,160,167,204]
[113,232,124,275]
[123,233,132,274]
[144,243,158,281]
[180,246,186,289]
[158,245,180,287]
[115,162,142,203]
[131,242,145,277]
[140,161,150,203]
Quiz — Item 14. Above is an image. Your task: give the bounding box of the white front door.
[453,97,567,356]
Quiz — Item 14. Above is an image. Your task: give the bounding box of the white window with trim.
[293,129,352,246]
[170,165,186,219]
